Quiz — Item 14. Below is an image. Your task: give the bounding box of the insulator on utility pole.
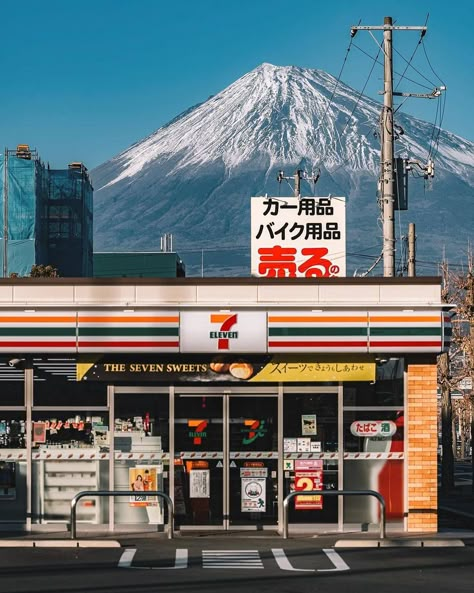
[408,223,416,277]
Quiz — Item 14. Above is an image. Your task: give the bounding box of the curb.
[334,539,465,548]
[0,540,121,548]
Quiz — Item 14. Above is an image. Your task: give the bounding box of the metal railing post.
[282,489,386,539]
[70,490,174,540]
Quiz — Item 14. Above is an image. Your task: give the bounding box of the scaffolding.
[46,163,93,277]
[0,146,47,277]
[0,147,93,277]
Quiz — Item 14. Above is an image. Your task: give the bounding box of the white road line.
[118,548,137,568]
[203,550,263,569]
[271,548,315,572]
[118,548,188,570]
[318,549,350,572]
[153,548,188,570]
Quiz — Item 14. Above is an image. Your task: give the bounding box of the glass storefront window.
[283,392,338,524]
[343,406,404,525]
[0,412,26,448]
[174,395,223,526]
[343,358,404,407]
[31,411,109,524]
[229,396,278,527]
[114,392,169,527]
[0,359,25,406]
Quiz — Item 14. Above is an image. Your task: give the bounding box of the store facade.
[0,277,450,533]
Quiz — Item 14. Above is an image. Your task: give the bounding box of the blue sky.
[0,0,472,169]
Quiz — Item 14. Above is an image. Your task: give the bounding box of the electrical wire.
[352,42,434,92]
[392,45,437,90]
[421,38,446,87]
[335,44,382,162]
[310,30,357,169]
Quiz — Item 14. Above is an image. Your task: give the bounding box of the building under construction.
[0,145,93,277]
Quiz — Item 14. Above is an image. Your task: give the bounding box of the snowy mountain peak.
[100,63,474,192]
[91,63,474,276]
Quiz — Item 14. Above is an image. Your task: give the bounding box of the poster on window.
[241,477,266,512]
[251,196,346,277]
[33,422,47,443]
[301,414,317,436]
[189,469,210,498]
[294,460,323,510]
[129,466,159,507]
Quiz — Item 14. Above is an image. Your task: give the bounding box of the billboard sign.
[251,196,346,277]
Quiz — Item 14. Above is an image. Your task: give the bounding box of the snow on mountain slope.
[91,63,474,276]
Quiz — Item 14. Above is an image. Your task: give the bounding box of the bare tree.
[439,253,474,493]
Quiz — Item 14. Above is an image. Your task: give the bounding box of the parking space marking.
[272,548,315,572]
[319,549,350,572]
[118,548,188,570]
[118,548,136,568]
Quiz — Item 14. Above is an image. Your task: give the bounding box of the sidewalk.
[439,484,474,530]
[1,485,473,547]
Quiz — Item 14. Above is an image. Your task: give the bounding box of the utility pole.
[2,148,8,279]
[294,170,301,198]
[408,222,416,277]
[381,16,395,277]
[277,168,320,196]
[351,17,429,277]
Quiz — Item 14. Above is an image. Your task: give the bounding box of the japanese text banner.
[251,196,346,278]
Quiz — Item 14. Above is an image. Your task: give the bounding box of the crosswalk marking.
[118,547,351,572]
[202,550,264,569]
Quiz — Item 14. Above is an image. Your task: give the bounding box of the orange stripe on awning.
[78,316,179,323]
[268,316,368,323]
[0,316,76,323]
[370,316,440,323]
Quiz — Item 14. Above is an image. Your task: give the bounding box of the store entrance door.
[174,393,279,530]
[228,395,278,529]
[174,394,224,527]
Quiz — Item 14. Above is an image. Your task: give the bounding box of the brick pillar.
[406,363,438,532]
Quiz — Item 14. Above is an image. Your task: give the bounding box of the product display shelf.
[39,450,100,524]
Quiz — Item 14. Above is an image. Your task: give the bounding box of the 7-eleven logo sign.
[188,419,208,445]
[209,313,238,350]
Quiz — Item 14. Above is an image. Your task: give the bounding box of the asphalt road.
[1,537,473,593]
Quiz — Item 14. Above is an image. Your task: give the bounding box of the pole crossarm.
[351,26,427,31]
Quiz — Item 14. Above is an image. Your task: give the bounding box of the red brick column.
[406,363,438,532]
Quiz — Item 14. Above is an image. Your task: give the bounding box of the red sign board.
[294,459,323,510]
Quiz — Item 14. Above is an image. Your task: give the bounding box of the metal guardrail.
[70,490,174,540]
[282,489,386,539]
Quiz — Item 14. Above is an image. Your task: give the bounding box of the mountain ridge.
[92,63,474,275]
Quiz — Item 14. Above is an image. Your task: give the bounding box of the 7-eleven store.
[0,277,450,534]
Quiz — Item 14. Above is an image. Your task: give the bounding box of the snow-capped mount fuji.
[92,63,474,276]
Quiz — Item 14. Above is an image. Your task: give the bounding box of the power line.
[392,45,437,90]
[352,42,434,92]
[310,32,356,169]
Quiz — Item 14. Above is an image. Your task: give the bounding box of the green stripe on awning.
[0,328,75,336]
[370,328,441,336]
[79,327,179,337]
